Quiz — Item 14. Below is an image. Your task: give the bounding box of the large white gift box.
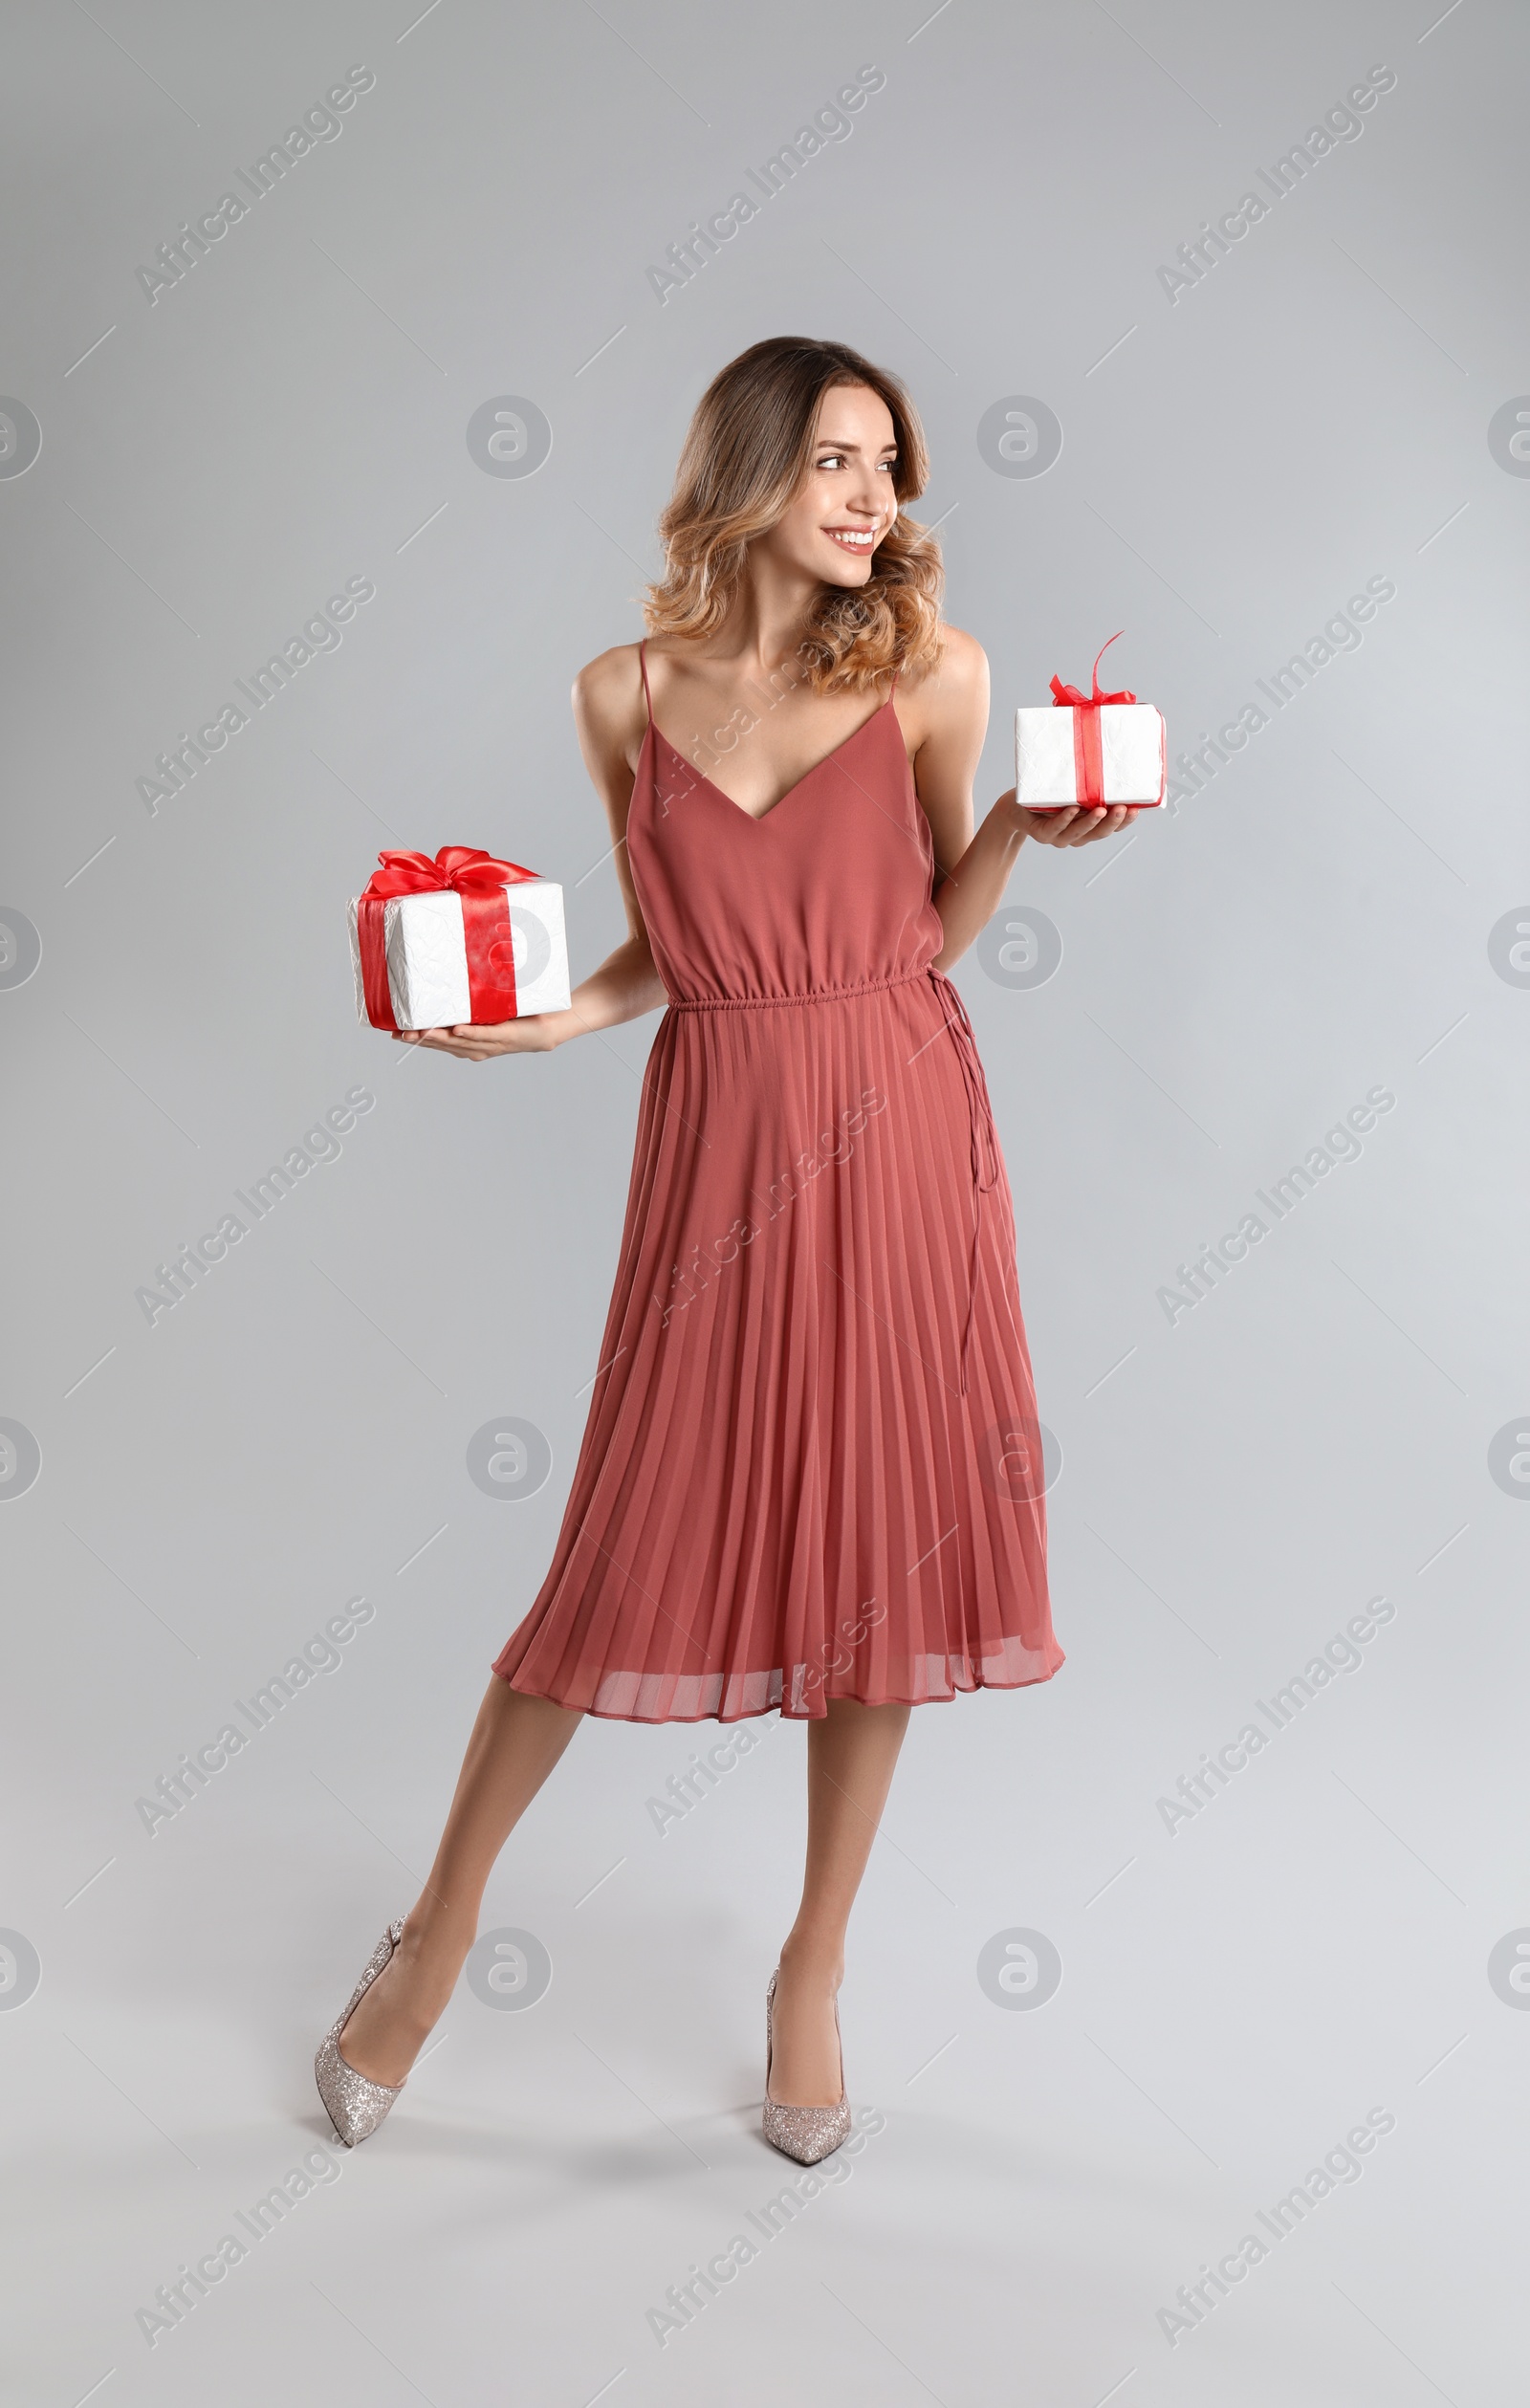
[349,848,570,1031]
[1015,639,1166,810]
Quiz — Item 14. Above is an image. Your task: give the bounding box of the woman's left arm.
[908,627,1141,973]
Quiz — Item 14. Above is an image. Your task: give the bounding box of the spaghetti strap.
[638,639,652,725]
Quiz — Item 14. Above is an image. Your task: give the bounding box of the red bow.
[361,845,537,899]
[356,847,539,1031]
[1048,633,1135,806]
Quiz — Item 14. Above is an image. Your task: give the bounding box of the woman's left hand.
[998,791,1148,846]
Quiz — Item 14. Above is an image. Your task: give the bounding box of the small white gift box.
[1015,639,1166,810]
[349,848,570,1031]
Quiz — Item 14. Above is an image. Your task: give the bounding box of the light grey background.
[2,1,1526,2401]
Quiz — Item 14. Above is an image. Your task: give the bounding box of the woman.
[316,336,1139,2163]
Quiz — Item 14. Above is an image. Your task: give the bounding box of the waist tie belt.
[667,968,929,1012]
[929,969,1001,1397]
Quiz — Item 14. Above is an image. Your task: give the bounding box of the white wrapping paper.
[1015,701,1167,808]
[348,878,569,1029]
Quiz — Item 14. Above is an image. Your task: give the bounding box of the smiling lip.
[824,526,876,551]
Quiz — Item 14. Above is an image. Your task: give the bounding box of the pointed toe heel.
[314,1919,406,2148]
[761,1966,851,2167]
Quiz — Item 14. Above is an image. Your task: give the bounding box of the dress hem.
[490,1652,1065,1726]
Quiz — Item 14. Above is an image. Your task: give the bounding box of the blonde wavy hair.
[644,337,945,694]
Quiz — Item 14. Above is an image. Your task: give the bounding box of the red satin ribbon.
[1049,631,1136,809]
[356,846,538,1031]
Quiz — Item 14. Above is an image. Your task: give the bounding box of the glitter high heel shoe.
[314,1920,406,2148]
[762,1965,851,2166]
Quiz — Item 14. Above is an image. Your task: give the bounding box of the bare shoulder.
[898,623,989,752]
[929,623,989,693]
[900,622,987,696]
[572,642,647,755]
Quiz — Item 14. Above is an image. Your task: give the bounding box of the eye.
[815,450,898,473]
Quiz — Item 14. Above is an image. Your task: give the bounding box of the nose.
[845,461,882,521]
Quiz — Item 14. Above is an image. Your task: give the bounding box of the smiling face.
[754,381,899,590]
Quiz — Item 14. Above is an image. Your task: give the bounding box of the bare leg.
[768,1698,910,2106]
[338,1680,582,2086]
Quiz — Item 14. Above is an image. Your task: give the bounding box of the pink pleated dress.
[492,645,1061,1721]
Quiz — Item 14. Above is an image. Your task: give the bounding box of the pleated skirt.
[492,970,1061,1720]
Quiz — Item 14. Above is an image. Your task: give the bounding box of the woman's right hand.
[390,937,667,1062]
[393,1012,569,1062]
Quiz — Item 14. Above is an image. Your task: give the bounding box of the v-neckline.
[647,697,894,825]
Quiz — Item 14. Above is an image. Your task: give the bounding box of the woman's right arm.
[398,646,667,1061]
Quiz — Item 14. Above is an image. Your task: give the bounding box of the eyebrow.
[814,436,899,452]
